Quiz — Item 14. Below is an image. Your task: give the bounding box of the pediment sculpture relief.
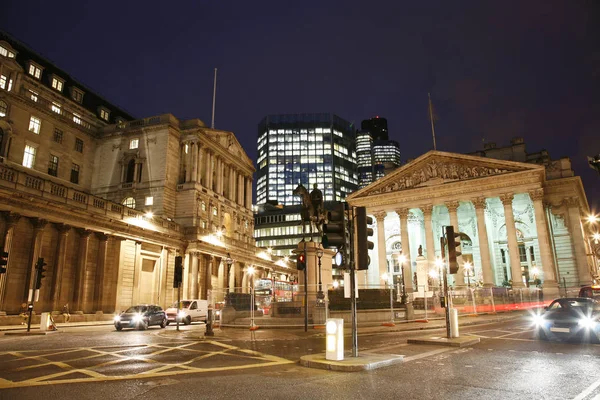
[371,161,512,194]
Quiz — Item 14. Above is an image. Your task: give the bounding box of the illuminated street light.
[429,269,439,279]
[267,247,273,254]
[216,229,223,238]
[283,255,289,263]
[145,211,153,219]
[464,261,473,289]
[593,233,600,242]
[588,215,599,224]
[332,280,339,289]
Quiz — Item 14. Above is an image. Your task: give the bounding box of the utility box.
[325,318,344,361]
[40,312,55,331]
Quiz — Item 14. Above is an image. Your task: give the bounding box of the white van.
[165,299,208,325]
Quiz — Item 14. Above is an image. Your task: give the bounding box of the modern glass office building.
[356,129,374,188]
[373,139,401,180]
[256,113,358,206]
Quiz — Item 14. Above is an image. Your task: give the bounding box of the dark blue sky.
[3,1,599,209]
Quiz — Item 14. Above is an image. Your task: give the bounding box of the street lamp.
[316,246,324,305]
[464,261,473,289]
[225,253,233,296]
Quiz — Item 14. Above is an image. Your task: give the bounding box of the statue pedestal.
[294,241,335,309]
[415,256,434,298]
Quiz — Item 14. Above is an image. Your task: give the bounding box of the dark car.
[532,297,600,342]
[114,304,167,331]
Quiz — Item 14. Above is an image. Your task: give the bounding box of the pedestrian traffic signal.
[173,256,183,288]
[0,251,8,274]
[297,253,306,271]
[445,226,462,274]
[356,207,374,270]
[35,257,47,289]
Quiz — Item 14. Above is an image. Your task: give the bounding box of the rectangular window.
[99,108,110,121]
[29,90,38,102]
[72,113,82,125]
[51,78,63,92]
[72,89,83,103]
[212,206,217,216]
[129,139,139,149]
[70,163,80,184]
[29,116,41,134]
[518,244,527,263]
[48,155,59,176]
[53,128,63,144]
[0,75,6,90]
[51,102,61,114]
[0,46,15,58]
[23,145,36,168]
[145,196,153,206]
[75,138,84,153]
[28,64,42,79]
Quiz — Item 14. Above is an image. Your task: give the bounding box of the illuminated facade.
[357,116,401,187]
[373,139,401,180]
[0,33,292,316]
[256,113,357,205]
[356,130,374,188]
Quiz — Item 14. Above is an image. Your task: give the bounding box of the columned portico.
[396,208,413,294]
[374,212,388,279]
[500,193,526,288]
[529,189,559,291]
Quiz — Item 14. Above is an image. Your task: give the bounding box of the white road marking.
[493,367,502,370]
[465,365,473,368]
[573,376,600,400]
[403,348,452,363]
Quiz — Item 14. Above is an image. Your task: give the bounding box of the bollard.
[205,308,214,337]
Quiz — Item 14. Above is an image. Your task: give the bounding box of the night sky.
[3,1,599,209]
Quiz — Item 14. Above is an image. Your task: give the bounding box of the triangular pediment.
[203,129,254,169]
[349,150,544,199]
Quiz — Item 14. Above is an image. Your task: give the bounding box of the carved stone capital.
[1,212,21,228]
[499,193,514,206]
[30,218,48,231]
[54,223,72,235]
[95,232,109,242]
[77,228,93,239]
[471,197,488,210]
[445,201,460,213]
[374,211,387,222]
[528,188,544,202]
[396,208,410,219]
[421,204,434,216]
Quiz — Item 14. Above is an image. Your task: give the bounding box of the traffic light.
[173,256,183,288]
[355,207,374,270]
[0,251,7,274]
[322,202,348,249]
[297,253,306,271]
[35,257,47,289]
[445,226,462,274]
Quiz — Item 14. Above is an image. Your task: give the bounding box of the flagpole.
[211,68,217,129]
[428,92,436,150]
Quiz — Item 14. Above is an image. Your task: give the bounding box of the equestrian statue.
[293,183,326,239]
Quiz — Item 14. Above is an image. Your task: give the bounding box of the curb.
[299,353,404,372]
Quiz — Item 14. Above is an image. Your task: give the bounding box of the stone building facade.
[0,34,290,315]
[347,150,597,297]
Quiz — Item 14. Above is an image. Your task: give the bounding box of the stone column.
[191,142,198,183]
[245,177,252,208]
[198,254,207,300]
[528,189,559,291]
[0,213,20,312]
[24,218,47,303]
[396,208,413,294]
[217,157,223,194]
[184,142,191,182]
[500,193,525,288]
[205,150,212,189]
[566,197,593,286]
[472,198,494,287]
[94,233,108,312]
[190,252,199,299]
[196,145,204,183]
[446,201,465,286]
[73,229,92,312]
[422,205,436,266]
[132,241,142,305]
[50,224,71,310]
[374,212,388,280]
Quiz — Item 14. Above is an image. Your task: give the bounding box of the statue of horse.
[293,184,325,239]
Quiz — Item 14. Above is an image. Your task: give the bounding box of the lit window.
[53,128,63,144]
[129,139,139,149]
[73,113,82,125]
[70,163,80,184]
[123,197,136,208]
[29,90,38,102]
[72,88,84,103]
[51,77,64,92]
[48,155,59,176]
[99,108,110,121]
[145,196,153,206]
[29,116,41,134]
[75,138,84,153]
[0,100,7,117]
[23,145,36,168]
[51,102,61,114]
[0,75,6,90]
[0,45,16,58]
[28,63,42,79]
[201,201,206,211]
[212,206,217,216]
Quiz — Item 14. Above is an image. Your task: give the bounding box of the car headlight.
[114,315,121,322]
[532,314,545,327]
[178,311,186,318]
[578,317,597,329]
[132,313,144,323]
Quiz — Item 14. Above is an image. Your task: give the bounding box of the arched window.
[0,100,7,117]
[125,159,135,183]
[123,197,136,208]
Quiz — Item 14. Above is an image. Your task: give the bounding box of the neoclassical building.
[0,33,291,315]
[347,149,597,297]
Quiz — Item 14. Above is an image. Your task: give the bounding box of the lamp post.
[316,246,324,305]
[464,261,473,289]
[225,253,233,302]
